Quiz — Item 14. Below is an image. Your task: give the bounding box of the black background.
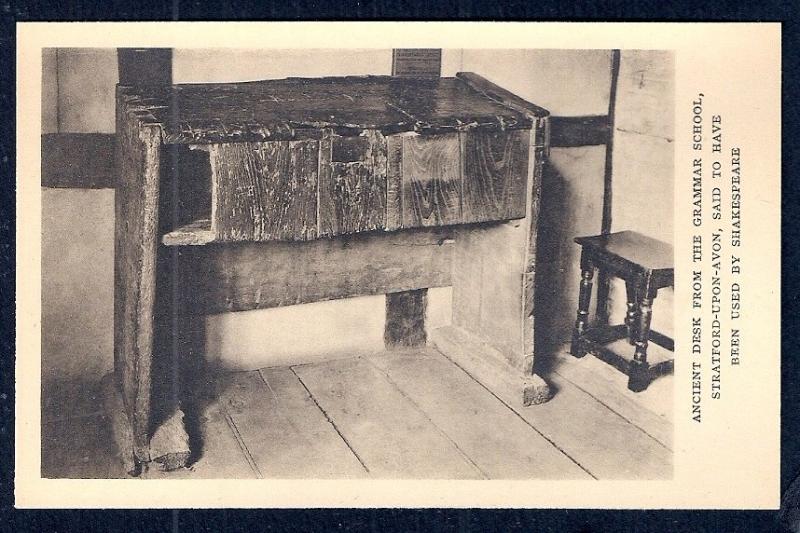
[1,2,796,531]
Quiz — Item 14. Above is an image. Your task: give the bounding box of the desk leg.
[625,281,639,345]
[385,289,427,348]
[628,295,654,392]
[570,264,594,358]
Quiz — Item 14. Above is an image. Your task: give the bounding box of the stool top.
[574,231,673,272]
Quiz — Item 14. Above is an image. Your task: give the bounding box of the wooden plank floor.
[42,345,672,480]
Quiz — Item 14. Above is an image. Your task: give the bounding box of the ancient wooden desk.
[112,73,550,474]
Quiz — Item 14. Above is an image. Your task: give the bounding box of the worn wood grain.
[218,369,367,478]
[402,134,462,228]
[180,227,453,314]
[294,357,483,478]
[319,131,387,236]
[384,289,427,348]
[368,351,589,479]
[41,133,116,188]
[461,128,529,223]
[451,229,483,329]
[451,220,535,373]
[456,71,550,119]
[101,372,137,476]
[114,88,163,464]
[210,140,319,242]
[118,75,533,144]
[385,134,403,230]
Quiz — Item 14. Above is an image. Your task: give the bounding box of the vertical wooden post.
[628,294,654,392]
[570,257,594,358]
[383,49,442,350]
[595,49,621,326]
[110,48,189,474]
[117,48,172,85]
[385,290,428,348]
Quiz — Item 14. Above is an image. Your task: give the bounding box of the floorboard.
[144,401,258,479]
[218,369,367,478]
[368,350,592,479]
[549,344,673,450]
[508,373,672,479]
[44,345,674,481]
[294,356,484,479]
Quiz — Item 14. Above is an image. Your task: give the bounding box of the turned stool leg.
[624,281,639,345]
[570,263,594,358]
[628,294,654,392]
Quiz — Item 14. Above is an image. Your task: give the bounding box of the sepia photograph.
[39,46,675,481]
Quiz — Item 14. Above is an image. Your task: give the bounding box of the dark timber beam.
[595,49,622,325]
[385,48,442,348]
[549,115,611,148]
[117,48,172,85]
[41,133,115,188]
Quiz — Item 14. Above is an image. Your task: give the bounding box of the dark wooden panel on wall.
[391,49,442,78]
[118,48,173,85]
[41,133,115,188]
[210,140,319,242]
[180,227,454,315]
[549,115,611,148]
[462,129,529,223]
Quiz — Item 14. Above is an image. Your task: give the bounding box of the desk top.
[575,231,674,273]
[118,73,548,144]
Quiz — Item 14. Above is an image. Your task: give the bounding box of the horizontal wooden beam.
[42,117,609,190]
[41,133,115,188]
[179,227,455,315]
[549,115,611,148]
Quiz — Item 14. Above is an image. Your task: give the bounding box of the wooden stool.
[570,231,674,392]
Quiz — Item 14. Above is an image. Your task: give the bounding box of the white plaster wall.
[41,188,115,385]
[608,50,675,337]
[172,48,393,82]
[449,49,612,115]
[56,48,118,133]
[454,49,613,350]
[41,48,58,134]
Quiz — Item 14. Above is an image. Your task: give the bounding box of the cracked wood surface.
[118,75,540,144]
